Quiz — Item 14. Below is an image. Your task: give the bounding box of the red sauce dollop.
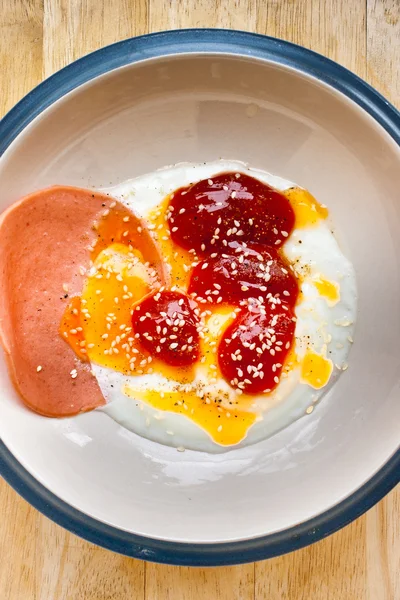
[132,290,200,367]
[168,172,295,254]
[188,243,298,307]
[132,172,300,395]
[218,304,296,394]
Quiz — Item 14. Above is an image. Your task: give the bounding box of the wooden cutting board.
[0,1,399,599]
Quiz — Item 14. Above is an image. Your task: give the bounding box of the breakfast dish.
[0,160,356,452]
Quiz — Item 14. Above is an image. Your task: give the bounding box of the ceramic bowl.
[0,30,399,566]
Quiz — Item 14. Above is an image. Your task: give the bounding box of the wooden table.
[1,1,399,598]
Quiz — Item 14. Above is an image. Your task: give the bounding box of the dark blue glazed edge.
[0,29,399,567]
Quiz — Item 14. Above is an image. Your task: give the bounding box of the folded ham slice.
[0,185,164,417]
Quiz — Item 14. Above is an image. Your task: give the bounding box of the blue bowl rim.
[0,28,399,567]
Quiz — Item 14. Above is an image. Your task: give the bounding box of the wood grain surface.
[0,1,399,599]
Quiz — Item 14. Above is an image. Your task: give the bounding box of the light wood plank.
[149,0,257,32]
[36,0,148,596]
[255,0,394,600]
[146,3,257,596]
[0,0,43,116]
[366,489,400,600]
[255,517,366,600]
[0,482,38,600]
[0,2,43,595]
[145,564,255,600]
[35,512,144,600]
[147,4,256,595]
[365,4,399,596]
[367,0,400,108]
[43,0,148,76]
[257,0,367,78]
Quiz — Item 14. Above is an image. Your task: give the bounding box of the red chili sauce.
[132,172,299,395]
[167,172,295,253]
[132,291,200,367]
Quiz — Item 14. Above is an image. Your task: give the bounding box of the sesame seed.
[217,425,223,432]
[170,343,178,349]
[36,365,42,373]
[306,406,314,414]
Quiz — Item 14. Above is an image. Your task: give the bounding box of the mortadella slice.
[0,185,164,417]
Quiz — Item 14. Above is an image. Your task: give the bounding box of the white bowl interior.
[0,54,399,543]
